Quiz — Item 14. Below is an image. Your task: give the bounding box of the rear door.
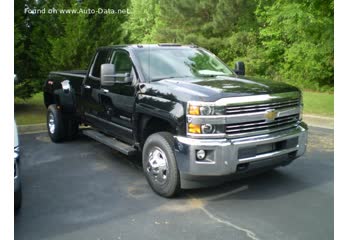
[99,49,137,144]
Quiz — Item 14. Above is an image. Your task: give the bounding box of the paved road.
[15,127,333,240]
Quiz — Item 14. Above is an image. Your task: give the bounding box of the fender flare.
[53,80,76,113]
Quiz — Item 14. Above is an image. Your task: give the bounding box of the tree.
[14,0,43,99]
[256,0,334,90]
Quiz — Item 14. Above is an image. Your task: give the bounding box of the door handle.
[84,85,91,89]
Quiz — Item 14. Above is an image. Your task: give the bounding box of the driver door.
[99,49,137,144]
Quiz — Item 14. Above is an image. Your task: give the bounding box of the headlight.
[199,106,213,115]
[188,103,224,115]
[201,124,215,134]
[187,123,224,135]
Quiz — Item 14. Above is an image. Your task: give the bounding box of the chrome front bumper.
[174,122,308,189]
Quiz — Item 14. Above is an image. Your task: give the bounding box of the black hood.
[143,76,300,103]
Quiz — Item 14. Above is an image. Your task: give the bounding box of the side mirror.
[101,63,116,86]
[101,63,132,86]
[115,72,132,84]
[234,61,245,76]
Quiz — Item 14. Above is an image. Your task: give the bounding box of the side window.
[111,50,133,75]
[91,49,111,78]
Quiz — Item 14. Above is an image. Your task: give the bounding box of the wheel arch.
[137,114,177,148]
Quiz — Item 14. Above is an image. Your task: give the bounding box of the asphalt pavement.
[14,127,334,240]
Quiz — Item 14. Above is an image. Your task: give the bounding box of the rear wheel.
[47,104,65,142]
[47,104,79,142]
[64,117,79,140]
[142,132,180,197]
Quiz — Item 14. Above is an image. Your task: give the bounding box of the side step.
[82,129,137,156]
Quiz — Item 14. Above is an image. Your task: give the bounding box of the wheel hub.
[48,113,55,134]
[147,147,169,184]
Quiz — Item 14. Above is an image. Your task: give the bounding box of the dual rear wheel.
[47,104,79,142]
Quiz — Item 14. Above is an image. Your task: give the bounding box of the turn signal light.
[188,105,200,115]
[188,123,201,134]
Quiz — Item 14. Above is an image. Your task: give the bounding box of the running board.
[82,129,137,156]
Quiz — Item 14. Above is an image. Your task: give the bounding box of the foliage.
[14,0,128,99]
[14,0,334,97]
[255,0,334,91]
[124,0,334,91]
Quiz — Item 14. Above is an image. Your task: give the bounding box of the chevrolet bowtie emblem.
[265,109,278,121]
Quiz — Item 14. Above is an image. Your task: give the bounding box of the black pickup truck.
[43,44,308,197]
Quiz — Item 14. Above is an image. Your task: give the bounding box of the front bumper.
[174,122,308,189]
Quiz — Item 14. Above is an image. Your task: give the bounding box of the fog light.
[196,149,206,160]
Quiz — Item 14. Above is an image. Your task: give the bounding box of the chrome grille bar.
[226,99,300,115]
[226,114,299,134]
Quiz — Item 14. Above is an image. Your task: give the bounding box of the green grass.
[303,91,334,117]
[15,92,46,125]
[14,90,334,125]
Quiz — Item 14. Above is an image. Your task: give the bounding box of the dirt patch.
[35,135,51,143]
[156,197,206,213]
[127,181,151,199]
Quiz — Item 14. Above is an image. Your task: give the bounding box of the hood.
[145,76,300,103]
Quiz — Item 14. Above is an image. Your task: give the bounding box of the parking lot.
[14,127,333,240]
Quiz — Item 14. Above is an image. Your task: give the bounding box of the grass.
[302,91,334,117]
[14,90,334,125]
[15,92,46,125]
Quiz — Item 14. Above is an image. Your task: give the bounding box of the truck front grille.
[226,114,300,136]
[225,99,300,115]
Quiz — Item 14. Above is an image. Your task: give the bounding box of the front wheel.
[142,132,180,197]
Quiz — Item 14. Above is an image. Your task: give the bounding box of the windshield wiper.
[151,76,192,82]
[199,74,235,78]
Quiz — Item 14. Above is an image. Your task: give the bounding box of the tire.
[14,182,22,211]
[47,104,79,142]
[64,117,79,140]
[47,104,66,142]
[142,132,180,197]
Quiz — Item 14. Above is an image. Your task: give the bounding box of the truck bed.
[45,70,87,100]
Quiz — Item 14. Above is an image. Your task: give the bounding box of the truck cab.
[43,44,308,197]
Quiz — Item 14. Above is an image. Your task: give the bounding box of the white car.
[14,121,21,210]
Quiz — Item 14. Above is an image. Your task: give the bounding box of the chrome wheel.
[48,113,55,134]
[146,147,169,185]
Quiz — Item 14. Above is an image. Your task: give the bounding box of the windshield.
[134,47,234,82]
